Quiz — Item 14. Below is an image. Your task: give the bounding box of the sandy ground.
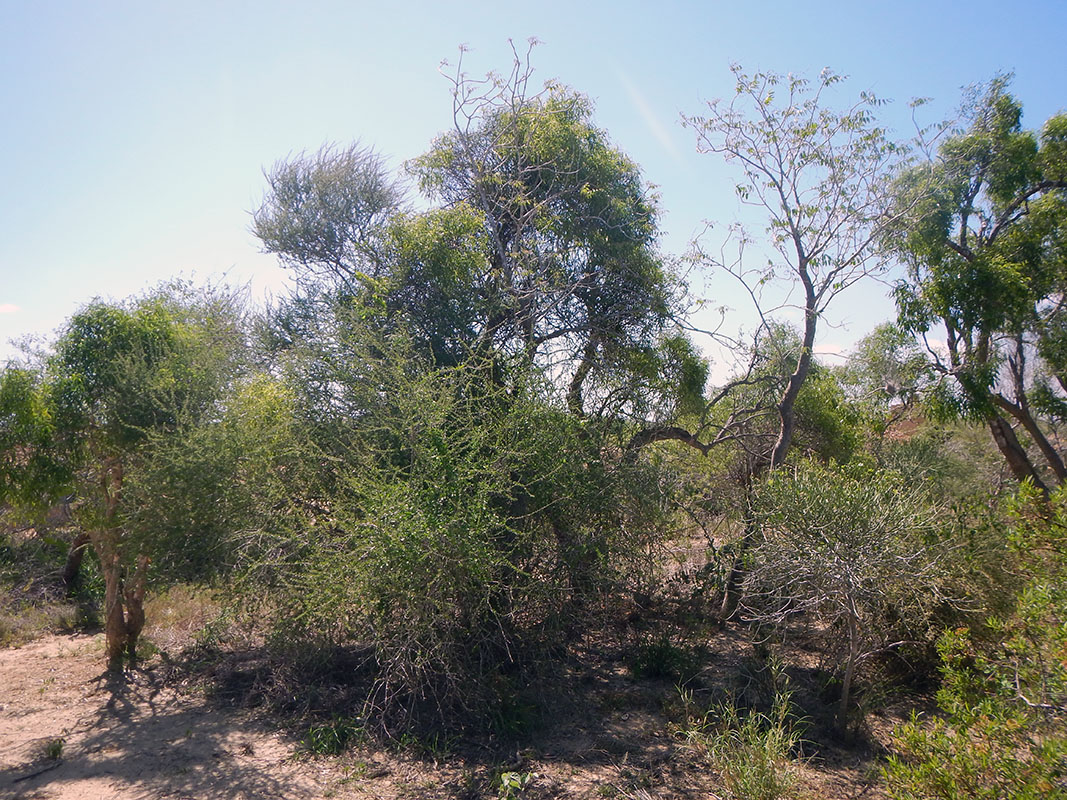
[0,629,894,800]
[0,632,721,800]
[0,634,328,800]
[0,633,701,800]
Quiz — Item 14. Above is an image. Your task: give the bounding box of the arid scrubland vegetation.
[2,49,1067,798]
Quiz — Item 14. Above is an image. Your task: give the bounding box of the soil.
[0,622,906,799]
[0,633,325,799]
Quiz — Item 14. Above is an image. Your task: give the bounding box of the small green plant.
[686,669,802,800]
[393,730,456,762]
[498,770,536,800]
[302,715,363,756]
[134,638,160,661]
[41,737,65,760]
[490,682,540,738]
[627,635,699,681]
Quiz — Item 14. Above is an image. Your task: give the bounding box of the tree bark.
[723,308,817,620]
[1000,336,1066,484]
[769,298,817,469]
[566,335,598,418]
[837,612,860,738]
[97,459,129,672]
[61,532,92,591]
[124,554,150,662]
[993,395,1067,484]
[718,537,748,622]
[97,540,127,672]
[987,413,1048,493]
[624,425,712,459]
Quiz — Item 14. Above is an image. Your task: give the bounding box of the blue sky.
[2,0,1065,375]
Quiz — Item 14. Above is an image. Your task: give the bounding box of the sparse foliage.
[684,66,903,468]
[746,459,952,733]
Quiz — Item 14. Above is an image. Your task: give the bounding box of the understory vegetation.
[3,48,1066,798]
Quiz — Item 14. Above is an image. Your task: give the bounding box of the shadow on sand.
[1,667,315,800]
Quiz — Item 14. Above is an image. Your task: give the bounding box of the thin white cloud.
[615,69,684,166]
[0,304,19,314]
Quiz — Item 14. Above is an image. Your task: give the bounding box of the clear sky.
[2,0,1065,376]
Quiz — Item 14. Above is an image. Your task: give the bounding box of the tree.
[747,460,951,735]
[667,67,905,624]
[407,43,677,410]
[224,314,674,727]
[0,285,245,670]
[0,366,67,514]
[244,48,691,723]
[683,66,903,469]
[889,76,1067,491]
[252,143,405,294]
[254,51,685,418]
[844,322,930,407]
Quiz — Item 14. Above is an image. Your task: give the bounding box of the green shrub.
[883,632,1067,799]
[746,459,953,733]
[303,715,365,756]
[41,738,65,761]
[217,332,673,730]
[627,635,700,681]
[883,483,1067,798]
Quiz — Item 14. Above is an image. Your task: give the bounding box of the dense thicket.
[2,56,1066,794]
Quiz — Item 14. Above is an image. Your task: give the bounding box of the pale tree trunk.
[769,288,817,469]
[95,534,127,671]
[96,459,133,672]
[95,537,151,670]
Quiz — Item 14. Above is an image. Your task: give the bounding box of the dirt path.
[0,634,326,800]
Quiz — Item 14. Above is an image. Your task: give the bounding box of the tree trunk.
[995,396,1066,485]
[98,459,129,671]
[987,413,1049,493]
[718,552,745,622]
[769,277,818,469]
[724,306,816,618]
[718,515,757,623]
[837,612,860,738]
[61,531,92,591]
[624,425,711,459]
[98,540,128,672]
[566,336,598,418]
[124,554,150,662]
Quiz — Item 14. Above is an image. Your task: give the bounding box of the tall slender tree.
[684,66,903,469]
